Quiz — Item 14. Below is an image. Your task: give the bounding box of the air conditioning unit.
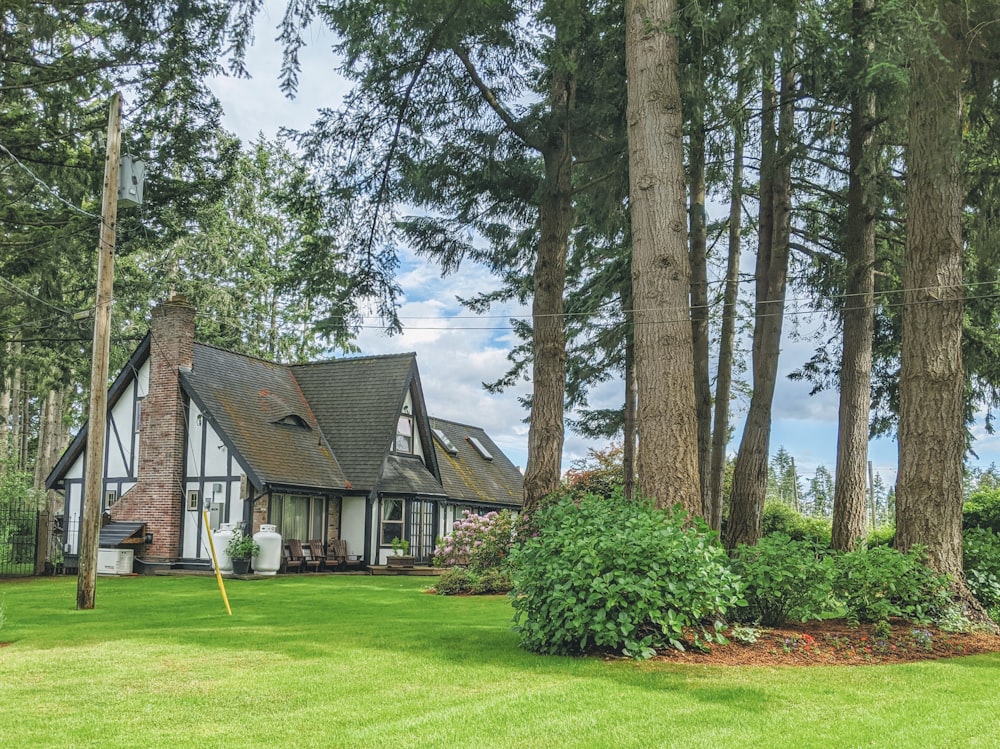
[97,548,134,575]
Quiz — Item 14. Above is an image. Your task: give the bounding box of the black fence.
[0,500,41,577]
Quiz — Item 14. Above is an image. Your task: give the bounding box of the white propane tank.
[213,523,235,574]
[253,524,282,575]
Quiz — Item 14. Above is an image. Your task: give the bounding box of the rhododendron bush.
[433,509,515,572]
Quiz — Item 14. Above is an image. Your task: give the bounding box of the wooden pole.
[77,92,122,610]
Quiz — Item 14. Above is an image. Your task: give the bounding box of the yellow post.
[203,510,232,616]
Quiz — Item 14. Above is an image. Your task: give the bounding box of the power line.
[0,138,101,220]
[0,275,77,315]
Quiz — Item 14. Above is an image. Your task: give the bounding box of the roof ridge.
[430,416,486,432]
[193,341,289,368]
[289,351,417,368]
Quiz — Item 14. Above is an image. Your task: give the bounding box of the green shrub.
[833,545,951,625]
[963,527,1000,611]
[762,501,832,546]
[432,568,478,595]
[866,525,896,548]
[472,568,512,594]
[730,534,835,626]
[964,488,1000,534]
[432,567,513,596]
[510,491,743,659]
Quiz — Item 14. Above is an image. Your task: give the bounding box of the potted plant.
[387,536,415,568]
[226,528,260,575]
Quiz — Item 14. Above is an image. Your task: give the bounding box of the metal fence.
[0,500,41,577]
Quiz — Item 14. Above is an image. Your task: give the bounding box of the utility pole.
[77,92,122,610]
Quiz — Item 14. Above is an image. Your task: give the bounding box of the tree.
[895,0,968,581]
[268,0,633,518]
[725,0,798,549]
[807,464,835,518]
[831,0,879,551]
[625,0,700,513]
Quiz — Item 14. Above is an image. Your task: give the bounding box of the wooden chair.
[282,543,304,573]
[330,538,364,571]
[290,539,321,572]
[306,540,327,571]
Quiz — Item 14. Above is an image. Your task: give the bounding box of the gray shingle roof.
[430,417,523,507]
[182,344,347,490]
[291,353,420,491]
[379,454,447,497]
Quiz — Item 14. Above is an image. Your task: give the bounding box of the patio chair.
[282,542,304,573]
[330,538,364,571]
[290,539,321,572]
[306,540,328,571]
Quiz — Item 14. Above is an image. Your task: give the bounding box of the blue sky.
[207,2,1000,489]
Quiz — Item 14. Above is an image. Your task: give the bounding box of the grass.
[1,576,999,748]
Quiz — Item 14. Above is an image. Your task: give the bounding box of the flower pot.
[387,555,415,568]
[231,557,251,575]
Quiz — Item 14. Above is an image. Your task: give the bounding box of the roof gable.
[291,353,439,491]
[46,334,152,490]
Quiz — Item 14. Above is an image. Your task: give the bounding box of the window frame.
[395,414,413,454]
[380,498,404,546]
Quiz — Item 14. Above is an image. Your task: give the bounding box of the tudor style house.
[46,296,523,571]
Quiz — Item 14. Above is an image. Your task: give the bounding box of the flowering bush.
[433,510,515,572]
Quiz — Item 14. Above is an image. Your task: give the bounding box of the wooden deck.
[368,565,442,576]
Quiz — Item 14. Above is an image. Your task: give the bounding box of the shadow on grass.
[2,575,773,709]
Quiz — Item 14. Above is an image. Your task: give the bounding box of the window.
[395,415,413,453]
[467,436,493,461]
[274,414,310,428]
[432,428,458,455]
[134,398,144,433]
[381,498,404,546]
[270,494,326,542]
[187,490,199,511]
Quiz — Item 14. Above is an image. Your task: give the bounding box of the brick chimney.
[111,295,195,561]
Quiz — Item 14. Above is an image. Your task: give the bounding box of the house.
[45,295,523,571]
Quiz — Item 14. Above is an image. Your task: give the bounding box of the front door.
[408,500,435,564]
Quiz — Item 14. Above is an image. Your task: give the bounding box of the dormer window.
[274,414,310,429]
[396,414,413,453]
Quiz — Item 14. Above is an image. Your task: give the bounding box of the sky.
[206,2,1000,490]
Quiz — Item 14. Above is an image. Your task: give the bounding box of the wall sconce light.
[402,404,410,414]
[196,414,203,426]
[144,532,154,545]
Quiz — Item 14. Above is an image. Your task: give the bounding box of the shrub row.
[507,493,979,659]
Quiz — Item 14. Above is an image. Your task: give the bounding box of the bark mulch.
[650,618,1000,667]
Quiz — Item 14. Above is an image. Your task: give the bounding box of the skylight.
[432,428,458,455]
[467,436,493,461]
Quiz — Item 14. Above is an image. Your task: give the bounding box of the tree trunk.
[725,45,794,550]
[895,12,965,581]
[689,101,712,515]
[522,80,573,517]
[623,291,637,502]
[0,346,10,465]
[708,99,744,532]
[625,0,701,515]
[832,0,877,551]
[10,346,22,469]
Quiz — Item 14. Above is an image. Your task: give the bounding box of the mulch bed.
[651,618,1000,666]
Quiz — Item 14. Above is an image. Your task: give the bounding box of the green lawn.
[1,575,998,748]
